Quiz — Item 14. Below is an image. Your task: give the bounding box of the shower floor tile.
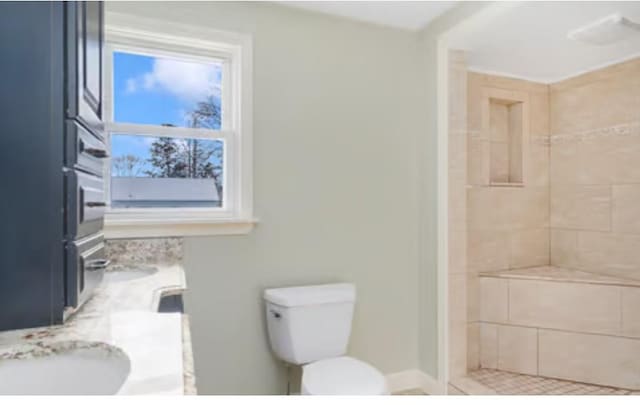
[466,369,635,395]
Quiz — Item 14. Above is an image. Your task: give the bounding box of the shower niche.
[481,88,529,186]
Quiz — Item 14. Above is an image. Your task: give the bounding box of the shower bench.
[477,266,640,390]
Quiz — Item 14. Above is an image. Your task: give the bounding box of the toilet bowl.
[301,356,388,395]
[263,283,388,395]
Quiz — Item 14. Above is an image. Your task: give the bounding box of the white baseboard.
[386,369,446,395]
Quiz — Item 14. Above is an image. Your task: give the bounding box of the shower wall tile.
[530,90,550,138]
[508,278,621,335]
[449,230,467,275]
[550,133,640,186]
[497,324,538,375]
[612,184,640,235]
[550,184,611,231]
[538,329,640,390]
[467,230,509,273]
[467,187,549,232]
[550,229,580,269]
[549,57,640,281]
[448,50,469,376]
[467,322,480,370]
[467,138,490,186]
[549,58,640,135]
[509,228,549,269]
[479,278,508,323]
[529,143,549,187]
[467,71,550,373]
[622,287,640,338]
[467,274,480,323]
[479,322,498,369]
[449,274,468,325]
[577,232,640,281]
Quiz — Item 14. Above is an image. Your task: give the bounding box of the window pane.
[111,134,224,208]
[113,51,223,129]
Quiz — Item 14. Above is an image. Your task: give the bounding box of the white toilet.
[263,283,389,395]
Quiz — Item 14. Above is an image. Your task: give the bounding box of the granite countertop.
[0,264,196,395]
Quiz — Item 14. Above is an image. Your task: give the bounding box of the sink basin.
[105,265,158,282]
[0,341,130,395]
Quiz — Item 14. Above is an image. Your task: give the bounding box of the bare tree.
[145,97,224,199]
[112,154,144,177]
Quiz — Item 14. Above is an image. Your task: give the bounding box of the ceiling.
[446,2,640,83]
[276,1,457,31]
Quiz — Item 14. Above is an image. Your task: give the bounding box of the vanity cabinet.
[0,1,106,331]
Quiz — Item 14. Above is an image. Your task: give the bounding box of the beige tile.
[467,72,484,133]
[479,278,508,323]
[450,377,497,395]
[622,287,640,338]
[612,184,640,235]
[490,102,510,142]
[449,320,467,378]
[467,138,490,186]
[497,324,538,375]
[449,376,496,395]
[479,322,498,369]
[467,322,480,370]
[538,329,640,390]
[467,230,509,273]
[467,368,632,395]
[509,228,549,269]
[550,134,640,186]
[448,52,467,132]
[490,141,510,183]
[449,230,467,275]
[468,187,548,232]
[577,231,640,280]
[550,229,579,268]
[449,130,467,216]
[508,279,621,335]
[529,143,549,187]
[449,274,467,324]
[467,187,496,231]
[530,90,550,138]
[467,274,480,323]
[550,58,640,134]
[550,184,611,231]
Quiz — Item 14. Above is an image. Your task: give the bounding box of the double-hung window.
[103,16,253,238]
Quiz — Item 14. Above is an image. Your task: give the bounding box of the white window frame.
[103,13,254,238]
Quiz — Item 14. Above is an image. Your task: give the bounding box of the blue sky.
[111,51,223,177]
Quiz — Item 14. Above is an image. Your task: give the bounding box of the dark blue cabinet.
[0,1,105,331]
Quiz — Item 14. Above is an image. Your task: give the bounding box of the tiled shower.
[448,51,640,394]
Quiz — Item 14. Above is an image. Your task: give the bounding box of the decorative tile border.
[468,130,550,146]
[550,121,640,144]
[105,238,184,266]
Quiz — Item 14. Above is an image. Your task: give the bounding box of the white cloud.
[126,57,221,102]
[125,78,138,93]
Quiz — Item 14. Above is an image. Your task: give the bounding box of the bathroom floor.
[465,369,637,395]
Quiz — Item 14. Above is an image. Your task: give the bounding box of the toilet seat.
[301,356,388,395]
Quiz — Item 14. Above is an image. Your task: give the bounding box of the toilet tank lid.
[264,283,356,307]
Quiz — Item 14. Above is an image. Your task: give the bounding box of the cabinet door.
[67,1,104,135]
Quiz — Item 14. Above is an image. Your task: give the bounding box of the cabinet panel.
[67,1,104,135]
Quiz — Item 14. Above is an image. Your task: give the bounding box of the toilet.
[263,283,388,395]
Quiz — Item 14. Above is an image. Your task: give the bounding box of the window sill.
[104,213,257,239]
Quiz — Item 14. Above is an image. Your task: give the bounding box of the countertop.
[0,264,196,395]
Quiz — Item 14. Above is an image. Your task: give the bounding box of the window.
[104,17,253,237]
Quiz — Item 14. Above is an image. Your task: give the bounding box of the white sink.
[105,265,158,282]
[0,341,130,395]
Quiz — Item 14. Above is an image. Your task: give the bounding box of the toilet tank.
[264,283,355,365]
